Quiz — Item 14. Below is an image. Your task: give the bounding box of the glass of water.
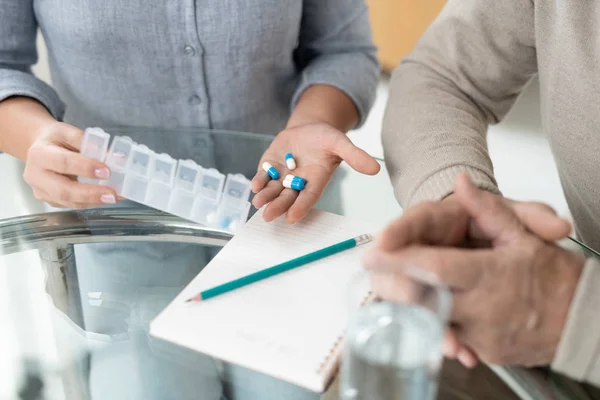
[340,266,452,400]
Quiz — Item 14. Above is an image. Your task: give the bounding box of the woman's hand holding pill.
[251,122,380,223]
[23,121,118,209]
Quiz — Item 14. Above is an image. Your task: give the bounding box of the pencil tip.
[185,294,202,303]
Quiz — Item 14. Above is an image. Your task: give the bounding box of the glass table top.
[0,128,593,400]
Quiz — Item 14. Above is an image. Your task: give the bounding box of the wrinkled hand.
[364,175,584,366]
[251,122,380,223]
[23,122,117,209]
[364,174,577,367]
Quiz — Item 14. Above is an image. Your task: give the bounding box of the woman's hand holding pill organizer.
[251,121,380,224]
[23,120,118,209]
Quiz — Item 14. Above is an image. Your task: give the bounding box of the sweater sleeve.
[0,0,65,120]
[292,0,380,128]
[382,0,537,206]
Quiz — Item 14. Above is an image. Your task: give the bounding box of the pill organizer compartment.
[79,127,110,185]
[100,136,135,194]
[197,168,225,202]
[121,144,153,203]
[191,195,220,226]
[167,160,202,219]
[221,174,251,206]
[145,153,177,210]
[80,127,110,161]
[215,201,251,233]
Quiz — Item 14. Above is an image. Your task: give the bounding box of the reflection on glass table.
[0,128,594,400]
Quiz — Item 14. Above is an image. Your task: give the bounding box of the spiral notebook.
[150,208,374,392]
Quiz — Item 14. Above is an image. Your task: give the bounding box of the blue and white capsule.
[262,161,280,180]
[284,153,296,170]
[283,174,306,191]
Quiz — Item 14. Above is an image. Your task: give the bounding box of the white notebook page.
[150,208,373,392]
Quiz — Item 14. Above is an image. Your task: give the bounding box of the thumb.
[510,201,572,241]
[332,136,380,175]
[454,174,525,243]
[54,123,86,151]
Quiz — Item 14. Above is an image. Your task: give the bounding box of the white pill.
[229,220,239,232]
[206,212,216,224]
[285,153,296,170]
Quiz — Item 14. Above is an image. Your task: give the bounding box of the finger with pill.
[283,174,306,191]
[284,153,296,170]
[262,162,280,180]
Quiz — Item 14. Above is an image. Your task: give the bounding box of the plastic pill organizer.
[79,127,252,233]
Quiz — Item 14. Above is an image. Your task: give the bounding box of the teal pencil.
[185,234,372,303]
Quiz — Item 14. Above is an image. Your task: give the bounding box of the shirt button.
[183,45,196,56]
[188,95,202,105]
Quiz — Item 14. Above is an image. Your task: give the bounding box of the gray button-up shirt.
[0,0,379,163]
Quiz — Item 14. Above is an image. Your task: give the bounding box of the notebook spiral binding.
[317,290,376,374]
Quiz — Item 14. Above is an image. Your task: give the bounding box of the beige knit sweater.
[382,0,600,385]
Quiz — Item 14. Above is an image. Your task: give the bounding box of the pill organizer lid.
[81,127,110,161]
[125,144,154,178]
[197,167,225,201]
[106,136,136,169]
[151,153,177,185]
[153,153,177,166]
[174,159,202,191]
[202,167,222,176]
[222,173,251,204]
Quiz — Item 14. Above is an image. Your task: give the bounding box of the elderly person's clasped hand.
[363,174,584,368]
